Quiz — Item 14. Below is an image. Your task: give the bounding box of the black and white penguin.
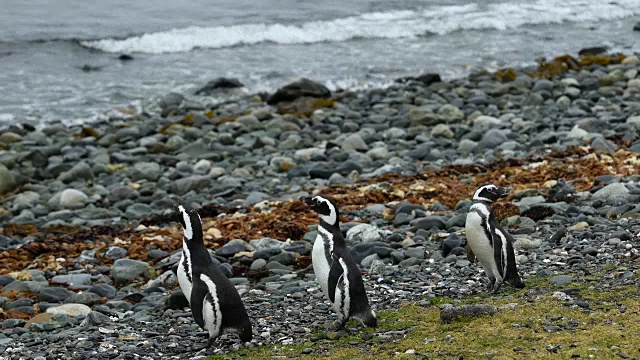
[465,184,525,293]
[176,206,252,345]
[300,195,377,330]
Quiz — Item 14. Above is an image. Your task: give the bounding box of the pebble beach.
[0,50,640,359]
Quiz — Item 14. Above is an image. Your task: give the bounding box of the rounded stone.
[59,189,89,209]
[46,303,92,317]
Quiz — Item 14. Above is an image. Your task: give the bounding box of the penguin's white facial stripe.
[473,185,498,201]
[178,205,193,240]
[313,196,337,225]
[200,274,223,336]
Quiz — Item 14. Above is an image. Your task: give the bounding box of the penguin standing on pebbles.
[465,184,525,293]
[300,195,377,330]
[176,206,252,346]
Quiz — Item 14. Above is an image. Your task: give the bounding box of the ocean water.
[1,0,639,125]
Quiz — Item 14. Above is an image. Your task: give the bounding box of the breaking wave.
[74,0,640,54]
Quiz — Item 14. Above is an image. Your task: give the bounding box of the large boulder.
[267,78,330,105]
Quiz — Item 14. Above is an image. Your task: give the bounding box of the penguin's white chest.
[312,233,331,297]
[177,244,193,303]
[465,210,497,275]
[200,274,223,338]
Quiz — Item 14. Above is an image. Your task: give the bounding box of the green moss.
[208,284,640,360]
[429,296,454,306]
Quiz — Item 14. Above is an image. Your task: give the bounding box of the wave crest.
[81,0,640,54]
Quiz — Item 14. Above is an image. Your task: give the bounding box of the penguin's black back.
[330,233,373,317]
[191,264,252,341]
[487,212,525,288]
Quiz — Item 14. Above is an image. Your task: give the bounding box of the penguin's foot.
[491,280,504,294]
[206,337,216,348]
[331,319,347,331]
[486,278,496,292]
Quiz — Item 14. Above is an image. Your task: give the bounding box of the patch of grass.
[208,284,640,360]
[429,296,455,306]
[524,275,550,288]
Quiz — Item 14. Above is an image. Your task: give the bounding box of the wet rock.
[267,78,331,105]
[195,77,244,95]
[415,73,442,85]
[159,93,184,111]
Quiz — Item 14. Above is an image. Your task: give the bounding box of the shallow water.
[0,0,639,124]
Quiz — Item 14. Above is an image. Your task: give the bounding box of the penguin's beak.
[299,196,314,205]
[496,187,510,198]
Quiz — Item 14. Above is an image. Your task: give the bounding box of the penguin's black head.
[472,184,509,203]
[300,195,340,226]
[177,205,203,241]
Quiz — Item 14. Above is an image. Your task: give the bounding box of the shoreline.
[0,50,639,359]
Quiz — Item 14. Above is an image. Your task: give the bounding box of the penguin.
[300,195,377,330]
[465,184,526,293]
[176,206,252,346]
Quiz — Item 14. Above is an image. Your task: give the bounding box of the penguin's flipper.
[190,278,208,329]
[492,231,506,279]
[503,231,526,289]
[327,256,344,303]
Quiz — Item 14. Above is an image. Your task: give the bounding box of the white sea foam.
[0,113,15,122]
[81,0,640,54]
